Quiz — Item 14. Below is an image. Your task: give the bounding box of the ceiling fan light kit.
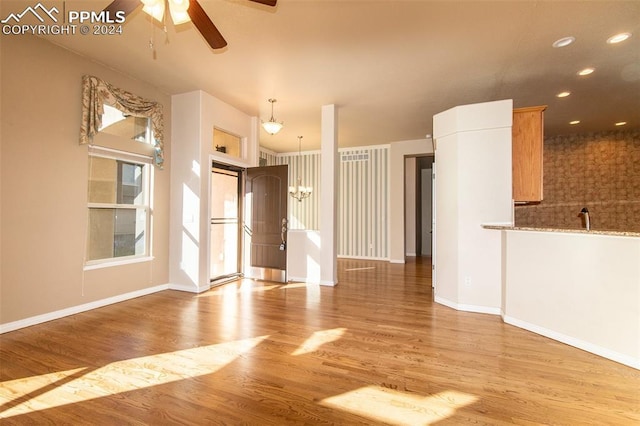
[141,0,190,24]
[262,98,284,135]
[140,0,165,21]
[169,0,190,25]
[104,0,277,50]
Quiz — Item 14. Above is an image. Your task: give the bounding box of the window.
[79,75,165,168]
[213,127,242,158]
[86,148,151,264]
[99,104,153,144]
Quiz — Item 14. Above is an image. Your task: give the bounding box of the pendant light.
[262,99,284,135]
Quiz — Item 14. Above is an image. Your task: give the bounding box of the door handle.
[280,218,288,250]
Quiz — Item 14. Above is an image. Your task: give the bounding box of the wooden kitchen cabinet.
[512,105,546,202]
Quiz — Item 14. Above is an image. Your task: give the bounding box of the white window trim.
[88,145,153,164]
[84,255,155,271]
[86,147,153,266]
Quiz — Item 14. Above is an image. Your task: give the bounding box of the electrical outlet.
[464,276,471,287]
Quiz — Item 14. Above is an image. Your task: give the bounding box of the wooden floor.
[1,258,639,425]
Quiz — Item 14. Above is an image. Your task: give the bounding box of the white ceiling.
[32,0,640,152]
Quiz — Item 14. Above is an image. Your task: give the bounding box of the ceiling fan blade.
[249,0,278,6]
[188,1,227,49]
[103,0,141,17]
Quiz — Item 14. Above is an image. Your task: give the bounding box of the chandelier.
[262,98,284,135]
[289,136,312,202]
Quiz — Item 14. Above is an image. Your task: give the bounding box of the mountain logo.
[1,2,59,24]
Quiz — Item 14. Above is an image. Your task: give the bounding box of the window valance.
[79,75,164,168]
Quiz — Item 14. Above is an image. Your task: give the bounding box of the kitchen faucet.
[578,207,590,230]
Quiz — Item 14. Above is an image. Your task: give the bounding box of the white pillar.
[320,104,338,286]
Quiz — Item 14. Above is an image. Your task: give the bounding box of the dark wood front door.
[243,165,288,282]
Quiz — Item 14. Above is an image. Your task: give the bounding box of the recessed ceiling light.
[607,32,631,44]
[552,36,575,48]
[556,91,571,98]
[578,67,595,76]
[570,120,580,125]
[615,121,627,126]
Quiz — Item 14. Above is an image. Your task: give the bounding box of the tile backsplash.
[515,129,640,232]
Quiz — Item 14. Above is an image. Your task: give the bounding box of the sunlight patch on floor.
[344,266,376,272]
[195,280,315,299]
[292,328,347,356]
[198,283,281,297]
[320,386,478,425]
[0,368,87,407]
[281,282,312,290]
[0,335,268,418]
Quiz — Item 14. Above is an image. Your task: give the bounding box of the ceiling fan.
[103,0,277,49]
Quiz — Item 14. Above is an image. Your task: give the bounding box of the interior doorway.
[210,163,243,284]
[415,156,434,257]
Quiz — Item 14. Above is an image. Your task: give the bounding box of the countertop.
[482,224,640,238]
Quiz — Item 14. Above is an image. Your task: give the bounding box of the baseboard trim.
[434,295,501,315]
[503,315,640,370]
[168,282,211,293]
[0,284,170,334]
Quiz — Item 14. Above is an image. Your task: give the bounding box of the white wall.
[502,230,640,369]
[170,91,257,293]
[433,100,513,313]
[287,230,322,282]
[169,92,202,292]
[405,158,417,256]
[421,167,433,256]
[1,34,172,329]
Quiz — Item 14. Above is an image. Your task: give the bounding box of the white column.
[320,104,338,286]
